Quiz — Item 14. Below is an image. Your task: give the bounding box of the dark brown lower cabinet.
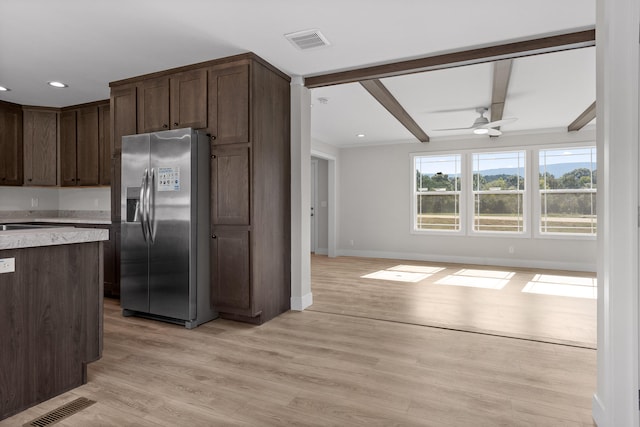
[82,224,119,298]
[36,223,119,297]
[0,242,103,421]
[211,228,251,314]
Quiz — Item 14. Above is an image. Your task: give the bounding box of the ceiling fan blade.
[487,128,502,136]
[432,126,474,131]
[482,117,517,128]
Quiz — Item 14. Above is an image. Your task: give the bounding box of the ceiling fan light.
[474,128,489,135]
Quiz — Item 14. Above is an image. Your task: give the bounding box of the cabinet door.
[111,84,137,155]
[99,104,111,185]
[211,229,251,313]
[211,147,250,225]
[111,153,121,222]
[76,106,100,186]
[23,109,57,186]
[170,69,207,129]
[59,110,77,186]
[138,77,169,133]
[102,225,115,296]
[0,103,23,186]
[208,64,249,145]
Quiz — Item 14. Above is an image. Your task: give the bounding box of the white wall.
[337,129,597,272]
[58,188,110,211]
[0,187,110,212]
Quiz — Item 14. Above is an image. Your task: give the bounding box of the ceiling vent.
[285,29,330,50]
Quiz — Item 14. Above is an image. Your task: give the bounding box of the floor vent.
[23,397,96,427]
[284,29,330,50]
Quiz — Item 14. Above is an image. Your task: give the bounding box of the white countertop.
[0,227,109,250]
[1,217,112,225]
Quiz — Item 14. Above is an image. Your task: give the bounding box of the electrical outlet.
[31,197,38,208]
[508,246,515,254]
[0,258,15,274]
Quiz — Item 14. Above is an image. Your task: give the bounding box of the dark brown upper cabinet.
[22,108,57,186]
[170,69,207,129]
[76,106,100,186]
[99,104,111,185]
[137,70,206,134]
[60,102,109,187]
[208,64,249,145]
[0,101,23,186]
[137,77,170,133]
[59,110,77,186]
[110,84,137,156]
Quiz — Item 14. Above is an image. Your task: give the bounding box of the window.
[539,147,597,235]
[414,154,461,231]
[472,151,526,233]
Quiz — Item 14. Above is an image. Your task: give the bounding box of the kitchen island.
[0,226,108,420]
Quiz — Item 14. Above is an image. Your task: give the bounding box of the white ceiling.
[0,0,596,146]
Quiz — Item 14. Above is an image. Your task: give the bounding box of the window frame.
[534,145,597,240]
[468,149,529,237]
[410,153,464,235]
[410,141,596,240]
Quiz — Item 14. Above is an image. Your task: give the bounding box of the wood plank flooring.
[1,295,596,426]
[309,255,596,348]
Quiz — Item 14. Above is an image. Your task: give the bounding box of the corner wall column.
[594,0,640,425]
[290,76,313,310]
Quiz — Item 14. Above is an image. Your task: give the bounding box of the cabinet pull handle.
[209,135,216,141]
[163,124,168,129]
[28,178,32,182]
[211,154,216,159]
[174,122,179,126]
[212,234,217,239]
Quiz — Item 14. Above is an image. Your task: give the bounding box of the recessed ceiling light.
[356,134,366,138]
[0,86,10,91]
[48,81,68,88]
[473,128,489,135]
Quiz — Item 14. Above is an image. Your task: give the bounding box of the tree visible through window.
[414,154,461,231]
[472,151,526,233]
[539,147,597,235]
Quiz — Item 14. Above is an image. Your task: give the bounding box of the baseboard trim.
[313,248,329,255]
[336,249,596,272]
[291,293,313,311]
[592,393,605,426]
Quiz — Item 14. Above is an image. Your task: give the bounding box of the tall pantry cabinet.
[109,53,291,324]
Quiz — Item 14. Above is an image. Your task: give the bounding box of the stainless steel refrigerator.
[120,128,216,329]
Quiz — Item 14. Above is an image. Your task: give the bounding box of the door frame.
[310,159,318,253]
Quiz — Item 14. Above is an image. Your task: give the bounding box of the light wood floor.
[310,255,597,348]
[2,296,596,426]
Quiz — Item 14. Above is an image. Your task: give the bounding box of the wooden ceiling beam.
[306,29,595,88]
[360,79,429,143]
[490,59,513,124]
[568,101,596,131]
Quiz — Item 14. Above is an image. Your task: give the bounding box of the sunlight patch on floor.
[434,268,515,290]
[361,270,430,283]
[522,274,596,299]
[361,264,446,283]
[387,265,446,274]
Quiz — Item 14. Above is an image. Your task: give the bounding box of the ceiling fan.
[433,107,517,136]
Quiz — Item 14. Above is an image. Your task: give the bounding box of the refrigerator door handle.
[139,169,148,242]
[148,168,156,243]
